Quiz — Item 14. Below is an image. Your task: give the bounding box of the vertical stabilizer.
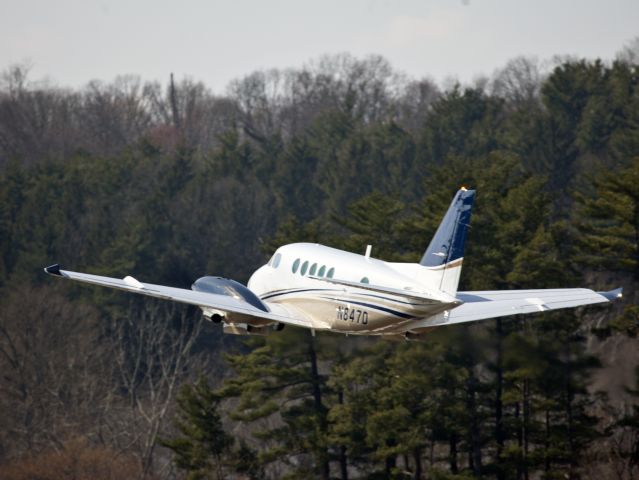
[418,188,475,295]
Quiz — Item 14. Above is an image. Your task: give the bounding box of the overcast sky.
[1,0,638,93]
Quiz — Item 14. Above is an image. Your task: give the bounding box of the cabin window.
[318,265,326,277]
[273,253,282,268]
[292,258,300,273]
[327,267,335,278]
[309,263,317,276]
[361,277,369,284]
[301,261,309,276]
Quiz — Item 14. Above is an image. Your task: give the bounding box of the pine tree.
[160,377,233,480]
[217,329,333,479]
[576,157,639,277]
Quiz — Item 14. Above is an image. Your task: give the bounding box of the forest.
[1,43,639,479]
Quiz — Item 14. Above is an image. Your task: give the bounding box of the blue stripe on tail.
[420,189,476,267]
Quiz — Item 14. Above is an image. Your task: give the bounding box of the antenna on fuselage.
[365,245,372,259]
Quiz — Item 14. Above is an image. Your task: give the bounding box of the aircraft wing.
[442,288,622,325]
[43,264,327,330]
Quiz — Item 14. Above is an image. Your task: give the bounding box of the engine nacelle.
[192,276,269,313]
[201,308,226,323]
[403,331,428,341]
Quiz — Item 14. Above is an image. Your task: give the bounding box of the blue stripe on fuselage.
[321,296,414,319]
[261,288,335,300]
[261,288,417,319]
[261,288,426,307]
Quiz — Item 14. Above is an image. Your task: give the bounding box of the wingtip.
[44,264,63,276]
[599,287,623,301]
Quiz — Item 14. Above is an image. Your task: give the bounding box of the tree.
[605,366,639,480]
[332,191,406,261]
[161,377,233,480]
[0,284,107,460]
[217,329,333,479]
[616,37,639,66]
[416,86,503,166]
[105,299,207,478]
[576,157,639,278]
[491,56,545,107]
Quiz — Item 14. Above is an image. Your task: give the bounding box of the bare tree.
[395,78,440,133]
[0,284,108,459]
[0,281,211,480]
[228,69,286,142]
[227,54,407,143]
[78,75,153,155]
[143,76,236,154]
[616,36,639,66]
[0,64,81,166]
[307,53,402,122]
[102,299,208,479]
[491,56,546,106]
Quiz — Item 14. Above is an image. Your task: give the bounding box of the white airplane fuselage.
[247,242,457,334]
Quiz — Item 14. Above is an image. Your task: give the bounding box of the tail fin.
[418,188,475,295]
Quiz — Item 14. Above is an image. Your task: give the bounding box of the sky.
[1,0,638,93]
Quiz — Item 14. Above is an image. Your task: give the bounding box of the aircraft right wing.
[440,287,622,325]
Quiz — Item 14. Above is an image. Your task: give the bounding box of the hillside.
[1,52,639,479]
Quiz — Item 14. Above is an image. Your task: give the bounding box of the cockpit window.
[273,253,282,268]
[309,263,317,276]
[318,265,326,277]
[327,267,335,278]
[361,277,370,284]
[301,261,309,276]
[292,258,300,273]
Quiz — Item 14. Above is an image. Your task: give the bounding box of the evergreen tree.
[576,156,639,277]
[217,329,333,479]
[160,377,233,480]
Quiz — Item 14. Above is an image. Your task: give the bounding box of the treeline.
[0,49,639,479]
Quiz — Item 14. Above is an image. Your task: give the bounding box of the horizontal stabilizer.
[446,287,620,325]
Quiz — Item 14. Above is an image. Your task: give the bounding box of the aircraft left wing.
[437,287,622,325]
[43,264,328,330]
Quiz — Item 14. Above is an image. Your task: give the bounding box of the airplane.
[44,188,622,340]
